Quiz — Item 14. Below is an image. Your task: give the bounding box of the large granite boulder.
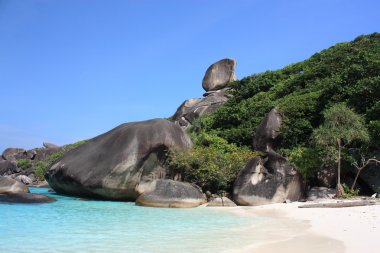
[45,119,193,201]
[2,148,25,161]
[233,153,303,205]
[202,58,237,92]
[0,176,29,194]
[253,107,283,153]
[0,193,55,203]
[135,179,206,208]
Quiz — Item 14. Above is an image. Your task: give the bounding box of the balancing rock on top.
[202,58,237,92]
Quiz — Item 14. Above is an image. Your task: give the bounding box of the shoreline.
[219,200,380,253]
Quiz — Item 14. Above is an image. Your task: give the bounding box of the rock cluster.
[233,107,304,205]
[172,58,237,129]
[0,143,63,186]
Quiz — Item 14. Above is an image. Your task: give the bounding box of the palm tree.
[313,103,369,198]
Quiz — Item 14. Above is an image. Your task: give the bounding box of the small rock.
[307,187,335,201]
[207,197,237,207]
[43,142,59,149]
[0,176,29,194]
[15,175,33,185]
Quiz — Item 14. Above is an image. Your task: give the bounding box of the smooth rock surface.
[0,193,55,203]
[206,197,237,207]
[0,176,29,194]
[45,119,192,200]
[253,107,283,153]
[202,58,237,91]
[135,179,206,208]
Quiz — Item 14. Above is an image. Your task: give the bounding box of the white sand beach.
[223,200,380,253]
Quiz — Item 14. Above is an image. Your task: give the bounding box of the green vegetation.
[17,159,32,170]
[342,183,360,198]
[35,151,66,180]
[312,103,369,197]
[167,132,257,193]
[185,33,380,193]
[35,140,89,181]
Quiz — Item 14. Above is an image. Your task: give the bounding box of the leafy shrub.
[167,132,257,193]
[283,147,322,182]
[17,159,31,170]
[35,151,66,180]
[342,183,359,198]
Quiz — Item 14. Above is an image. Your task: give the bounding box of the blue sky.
[0,0,379,151]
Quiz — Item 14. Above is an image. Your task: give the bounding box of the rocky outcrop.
[253,107,282,153]
[172,90,231,128]
[0,160,17,175]
[172,59,237,129]
[135,179,206,208]
[0,193,55,203]
[0,176,29,194]
[233,107,303,206]
[2,148,25,161]
[45,119,193,201]
[202,58,237,92]
[206,196,237,207]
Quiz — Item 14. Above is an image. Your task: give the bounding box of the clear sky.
[0,0,379,152]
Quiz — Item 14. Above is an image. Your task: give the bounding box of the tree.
[312,103,369,197]
[350,149,380,191]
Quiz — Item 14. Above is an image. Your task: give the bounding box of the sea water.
[0,188,265,253]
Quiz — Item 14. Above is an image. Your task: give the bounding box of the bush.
[34,151,66,181]
[167,132,257,193]
[17,159,31,170]
[283,147,322,182]
[342,183,359,198]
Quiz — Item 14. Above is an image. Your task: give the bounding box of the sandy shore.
[222,199,380,253]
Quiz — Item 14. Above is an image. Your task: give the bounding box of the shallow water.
[0,188,266,253]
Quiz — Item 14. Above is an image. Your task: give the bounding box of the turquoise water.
[0,188,264,253]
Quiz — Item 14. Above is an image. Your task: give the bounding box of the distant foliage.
[17,159,32,170]
[167,132,257,193]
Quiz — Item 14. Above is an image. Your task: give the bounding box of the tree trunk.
[336,139,344,198]
[351,169,362,191]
